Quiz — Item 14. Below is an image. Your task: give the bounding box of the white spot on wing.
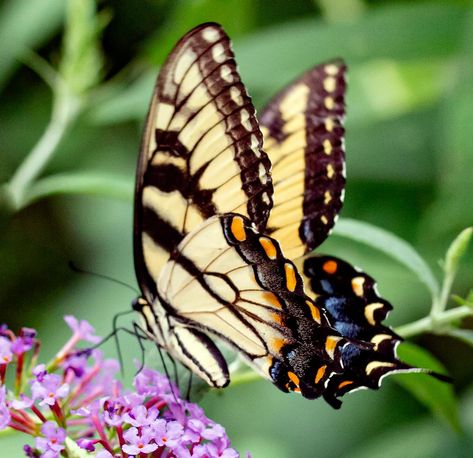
[323,76,337,93]
[202,27,220,43]
[220,65,234,83]
[240,109,252,131]
[230,86,243,105]
[250,134,261,157]
[212,43,226,63]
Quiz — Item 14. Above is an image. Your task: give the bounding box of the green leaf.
[333,218,440,299]
[24,172,133,206]
[59,0,106,96]
[236,3,468,95]
[444,227,473,277]
[394,342,460,431]
[0,0,65,89]
[444,329,473,348]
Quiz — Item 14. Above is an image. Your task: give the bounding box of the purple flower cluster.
[0,317,243,457]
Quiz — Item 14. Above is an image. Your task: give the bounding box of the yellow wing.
[260,61,347,259]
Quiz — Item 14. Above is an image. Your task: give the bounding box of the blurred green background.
[1,0,473,456]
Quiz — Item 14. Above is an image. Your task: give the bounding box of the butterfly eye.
[131,297,148,312]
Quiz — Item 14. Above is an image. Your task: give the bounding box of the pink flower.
[31,373,69,406]
[123,405,159,427]
[64,315,100,344]
[122,426,158,455]
[35,421,66,457]
[0,337,12,365]
[0,386,11,430]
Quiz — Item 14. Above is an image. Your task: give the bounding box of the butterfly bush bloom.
[0,317,244,457]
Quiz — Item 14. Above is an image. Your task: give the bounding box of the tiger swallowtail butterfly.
[131,22,444,408]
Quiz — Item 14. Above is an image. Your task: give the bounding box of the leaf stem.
[431,271,455,319]
[24,172,133,206]
[396,305,473,338]
[6,83,81,211]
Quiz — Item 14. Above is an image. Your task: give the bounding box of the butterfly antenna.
[68,261,139,295]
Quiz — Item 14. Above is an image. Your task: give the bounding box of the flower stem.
[396,305,473,338]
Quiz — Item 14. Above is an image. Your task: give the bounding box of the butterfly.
[131,22,439,408]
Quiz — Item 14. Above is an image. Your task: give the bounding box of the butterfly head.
[131,296,149,312]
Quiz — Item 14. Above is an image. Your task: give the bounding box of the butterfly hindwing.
[134,23,273,300]
[302,254,416,407]
[155,213,347,399]
[260,61,347,259]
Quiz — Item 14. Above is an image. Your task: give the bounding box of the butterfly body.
[131,22,438,408]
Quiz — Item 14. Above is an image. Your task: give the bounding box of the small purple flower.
[62,352,89,378]
[11,332,35,355]
[96,451,114,458]
[0,386,11,430]
[202,422,226,441]
[23,444,35,457]
[64,316,100,344]
[11,393,33,410]
[0,336,12,364]
[123,405,159,427]
[31,373,69,406]
[41,421,66,452]
[201,442,239,458]
[134,367,177,396]
[156,420,184,449]
[32,364,47,382]
[77,438,95,452]
[103,398,125,426]
[122,426,158,455]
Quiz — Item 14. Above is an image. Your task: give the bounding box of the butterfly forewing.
[134,23,273,299]
[260,61,346,259]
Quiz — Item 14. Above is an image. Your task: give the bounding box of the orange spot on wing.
[259,237,277,260]
[272,338,285,353]
[325,336,342,359]
[322,260,338,274]
[338,380,354,390]
[262,292,282,309]
[271,312,283,326]
[284,263,297,292]
[306,300,321,324]
[230,216,246,242]
[287,371,300,388]
[315,365,327,384]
